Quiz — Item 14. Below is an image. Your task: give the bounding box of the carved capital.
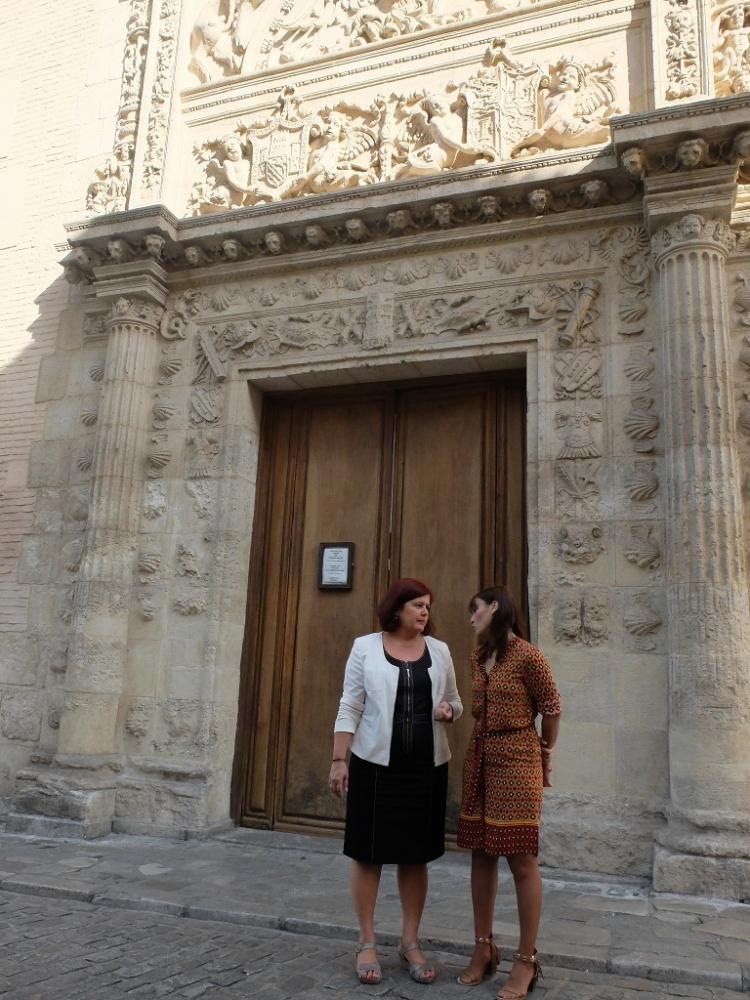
[106,296,164,334]
[651,214,735,267]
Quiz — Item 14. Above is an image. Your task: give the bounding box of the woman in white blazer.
[329,578,462,986]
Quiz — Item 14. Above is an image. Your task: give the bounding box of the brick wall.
[0,0,128,630]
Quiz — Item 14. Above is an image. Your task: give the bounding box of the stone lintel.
[643,165,740,234]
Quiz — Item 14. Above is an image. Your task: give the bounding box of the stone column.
[58,295,164,761]
[650,210,750,898]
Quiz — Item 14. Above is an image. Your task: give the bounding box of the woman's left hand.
[434,701,453,722]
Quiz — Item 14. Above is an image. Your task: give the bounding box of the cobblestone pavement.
[0,891,746,1000]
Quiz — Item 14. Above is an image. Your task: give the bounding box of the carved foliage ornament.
[665,0,700,100]
[188,45,618,213]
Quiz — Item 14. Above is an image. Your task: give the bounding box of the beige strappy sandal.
[496,949,543,999]
[457,934,499,986]
[398,940,436,984]
[355,941,382,984]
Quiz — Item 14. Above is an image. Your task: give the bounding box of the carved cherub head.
[107,238,132,263]
[676,137,710,170]
[621,146,648,180]
[222,239,243,261]
[554,58,586,93]
[220,134,244,162]
[184,245,206,267]
[386,209,414,234]
[733,129,750,162]
[264,231,284,255]
[580,179,608,207]
[321,112,346,142]
[477,195,499,222]
[304,224,329,248]
[144,234,166,262]
[527,188,550,215]
[678,214,704,240]
[345,217,370,241]
[431,202,454,228]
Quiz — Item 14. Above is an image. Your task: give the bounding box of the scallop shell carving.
[386,260,430,285]
[159,356,183,383]
[81,407,98,427]
[443,255,473,280]
[340,270,368,291]
[152,401,176,428]
[89,361,105,383]
[210,286,240,311]
[76,451,93,472]
[299,278,324,300]
[623,398,658,450]
[259,287,281,306]
[493,245,531,274]
[624,525,661,570]
[624,461,659,502]
[624,346,655,382]
[624,594,662,636]
[147,449,172,474]
[138,552,161,575]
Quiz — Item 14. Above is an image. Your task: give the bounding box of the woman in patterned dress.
[456,585,561,1000]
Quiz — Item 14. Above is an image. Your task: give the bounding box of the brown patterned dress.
[457,636,562,857]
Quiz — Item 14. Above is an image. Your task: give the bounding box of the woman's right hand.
[329,760,348,798]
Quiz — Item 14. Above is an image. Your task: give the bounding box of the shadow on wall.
[0,268,80,806]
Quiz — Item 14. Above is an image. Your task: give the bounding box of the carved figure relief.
[188,44,619,213]
[141,0,180,199]
[555,410,602,459]
[557,525,603,564]
[189,0,478,81]
[712,1,750,96]
[553,589,609,645]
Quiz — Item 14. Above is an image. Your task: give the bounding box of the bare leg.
[497,854,542,998]
[458,850,499,984]
[351,861,382,982]
[397,863,435,981]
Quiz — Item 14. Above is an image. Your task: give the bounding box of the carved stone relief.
[187,431,222,479]
[555,460,601,519]
[141,0,180,200]
[555,409,602,459]
[553,589,609,646]
[554,350,602,400]
[186,481,218,520]
[623,591,663,651]
[188,44,619,212]
[712,0,750,96]
[190,0,513,81]
[623,460,659,511]
[146,435,173,479]
[624,523,662,572]
[143,481,168,520]
[85,0,149,214]
[624,395,659,453]
[557,524,603,565]
[735,275,750,326]
[665,0,700,100]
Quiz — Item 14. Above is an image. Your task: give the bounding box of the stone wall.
[0,0,128,800]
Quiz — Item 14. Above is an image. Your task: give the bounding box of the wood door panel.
[236,374,527,834]
[281,399,386,824]
[395,387,488,829]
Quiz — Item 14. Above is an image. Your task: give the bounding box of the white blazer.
[334,632,463,767]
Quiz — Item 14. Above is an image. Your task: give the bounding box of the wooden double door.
[233,373,526,833]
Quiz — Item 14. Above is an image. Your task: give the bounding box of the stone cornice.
[611,95,750,155]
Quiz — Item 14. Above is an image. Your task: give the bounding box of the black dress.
[344,647,449,864]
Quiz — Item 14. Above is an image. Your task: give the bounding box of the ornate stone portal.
[5,0,750,897]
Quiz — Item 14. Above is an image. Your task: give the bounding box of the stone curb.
[0,879,746,992]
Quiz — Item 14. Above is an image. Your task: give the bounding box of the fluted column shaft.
[59,297,163,757]
[652,216,750,861]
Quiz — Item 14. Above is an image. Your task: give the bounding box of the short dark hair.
[378,578,434,634]
[469,584,526,659]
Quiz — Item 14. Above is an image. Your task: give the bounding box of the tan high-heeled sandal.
[457,934,499,986]
[496,950,543,1000]
[355,941,382,984]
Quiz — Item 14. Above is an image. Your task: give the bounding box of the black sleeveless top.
[385,647,434,766]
